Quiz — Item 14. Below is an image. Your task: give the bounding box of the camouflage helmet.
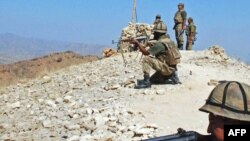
[199,81,250,122]
[153,21,167,33]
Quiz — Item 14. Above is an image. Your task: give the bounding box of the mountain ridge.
[0,33,107,64]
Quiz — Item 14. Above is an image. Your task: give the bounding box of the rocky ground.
[0,46,249,141]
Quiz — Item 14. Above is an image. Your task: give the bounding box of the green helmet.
[153,21,167,33]
[199,81,250,122]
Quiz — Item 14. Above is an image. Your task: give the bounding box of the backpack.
[160,38,181,65]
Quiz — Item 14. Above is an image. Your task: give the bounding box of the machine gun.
[142,128,198,141]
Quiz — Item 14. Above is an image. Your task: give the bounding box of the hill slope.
[0,46,249,141]
[0,33,106,64]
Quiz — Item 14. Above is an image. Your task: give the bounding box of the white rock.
[46,100,57,108]
[64,124,80,130]
[42,120,52,128]
[67,135,80,141]
[79,135,93,141]
[134,128,152,135]
[10,101,21,108]
[156,90,165,95]
[94,115,105,127]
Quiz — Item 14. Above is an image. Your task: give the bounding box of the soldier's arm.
[131,39,150,55]
[181,11,187,29]
[189,25,195,38]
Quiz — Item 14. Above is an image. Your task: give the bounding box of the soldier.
[173,3,187,50]
[129,21,181,89]
[197,81,250,141]
[153,14,162,25]
[185,17,196,50]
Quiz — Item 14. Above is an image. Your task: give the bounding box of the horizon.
[0,0,249,63]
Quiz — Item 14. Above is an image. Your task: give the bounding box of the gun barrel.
[142,131,197,141]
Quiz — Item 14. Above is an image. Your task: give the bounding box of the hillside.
[0,51,99,87]
[0,33,106,64]
[0,46,249,141]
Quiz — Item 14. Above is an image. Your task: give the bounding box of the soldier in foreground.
[143,81,250,141]
[185,17,196,50]
[127,21,181,89]
[173,3,187,50]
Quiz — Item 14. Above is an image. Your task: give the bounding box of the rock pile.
[120,23,153,40]
[118,23,154,52]
[102,48,117,58]
[0,55,159,141]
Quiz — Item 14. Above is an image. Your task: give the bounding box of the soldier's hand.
[130,38,140,45]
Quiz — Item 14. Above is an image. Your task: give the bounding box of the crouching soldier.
[129,21,181,89]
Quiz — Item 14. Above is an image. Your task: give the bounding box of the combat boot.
[170,71,182,84]
[135,74,151,89]
[178,44,183,50]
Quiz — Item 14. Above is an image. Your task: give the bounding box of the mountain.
[0,46,249,140]
[0,33,107,64]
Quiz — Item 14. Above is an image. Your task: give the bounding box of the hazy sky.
[0,0,249,62]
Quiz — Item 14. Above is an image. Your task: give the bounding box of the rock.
[94,115,106,127]
[45,100,57,108]
[67,135,80,141]
[64,124,80,130]
[63,96,72,103]
[103,48,117,58]
[42,76,52,84]
[156,90,165,95]
[134,128,153,136]
[42,120,52,128]
[9,101,21,108]
[79,135,93,141]
[110,84,120,90]
[144,124,159,129]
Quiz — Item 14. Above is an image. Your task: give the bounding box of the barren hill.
[0,46,249,141]
[0,33,105,64]
[0,51,98,87]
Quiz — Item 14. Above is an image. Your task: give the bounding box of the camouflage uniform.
[186,22,196,50]
[174,9,187,50]
[142,37,177,83]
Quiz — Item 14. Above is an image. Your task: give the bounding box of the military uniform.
[186,22,196,50]
[142,37,179,84]
[173,9,187,50]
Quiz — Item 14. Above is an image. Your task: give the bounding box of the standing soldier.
[127,21,181,89]
[173,3,187,50]
[185,17,196,50]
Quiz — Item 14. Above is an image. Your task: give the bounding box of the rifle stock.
[142,128,198,141]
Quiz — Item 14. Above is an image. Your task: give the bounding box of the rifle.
[121,35,148,43]
[142,128,198,141]
[178,30,185,38]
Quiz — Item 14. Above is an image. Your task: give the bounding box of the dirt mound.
[0,51,99,87]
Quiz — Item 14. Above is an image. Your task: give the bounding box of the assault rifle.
[142,128,198,141]
[121,35,148,43]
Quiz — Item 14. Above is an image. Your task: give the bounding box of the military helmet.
[153,21,167,33]
[156,14,161,19]
[199,81,250,122]
[178,3,184,7]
